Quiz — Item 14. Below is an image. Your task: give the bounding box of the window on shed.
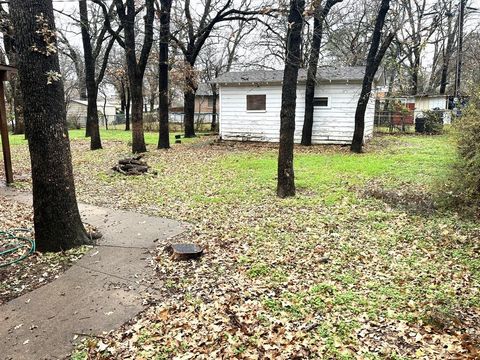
[207,96,214,107]
[313,97,329,107]
[246,95,266,111]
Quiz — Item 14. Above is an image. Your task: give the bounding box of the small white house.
[67,99,117,128]
[414,94,451,124]
[214,66,383,144]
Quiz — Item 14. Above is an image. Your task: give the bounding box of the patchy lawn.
[7,129,207,146]
[2,131,480,358]
[0,196,90,305]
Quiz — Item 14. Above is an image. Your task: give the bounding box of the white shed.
[66,99,117,128]
[214,66,383,144]
[413,94,451,125]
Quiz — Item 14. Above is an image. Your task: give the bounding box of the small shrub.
[445,89,480,214]
[422,110,444,134]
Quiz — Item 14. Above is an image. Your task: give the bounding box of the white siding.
[66,100,117,128]
[66,102,88,127]
[219,82,375,144]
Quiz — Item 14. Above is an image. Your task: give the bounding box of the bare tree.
[277,0,305,198]
[198,20,257,131]
[301,0,343,146]
[78,1,120,149]
[396,0,443,95]
[171,0,272,138]
[11,0,91,251]
[439,0,457,94]
[95,0,155,153]
[351,0,393,153]
[57,32,87,100]
[158,0,173,149]
[323,0,373,66]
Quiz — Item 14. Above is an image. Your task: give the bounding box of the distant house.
[214,66,384,144]
[412,94,451,125]
[414,94,448,112]
[170,83,214,125]
[67,99,117,128]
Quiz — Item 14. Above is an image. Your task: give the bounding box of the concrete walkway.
[0,188,185,360]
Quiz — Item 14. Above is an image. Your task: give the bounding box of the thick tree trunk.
[158,0,171,149]
[411,53,420,95]
[125,85,131,131]
[11,0,91,252]
[351,0,392,153]
[439,54,452,95]
[439,16,456,94]
[183,68,196,138]
[301,0,341,146]
[351,86,372,153]
[120,82,126,113]
[184,88,196,138]
[211,86,218,132]
[277,0,305,198]
[130,80,146,153]
[79,0,102,150]
[115,0,154,153]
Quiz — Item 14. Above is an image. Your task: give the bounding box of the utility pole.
[453,0,466,98]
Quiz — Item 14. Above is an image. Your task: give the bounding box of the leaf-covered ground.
[0,196,90,305]
[3,131,480,359]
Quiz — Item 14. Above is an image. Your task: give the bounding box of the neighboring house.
[414,94,452,124]
[214,66,383,144]
[170,83,214,125]
[66,99,117,128]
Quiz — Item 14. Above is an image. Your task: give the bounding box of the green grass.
[6,129,208,147]
[5,130,478,358]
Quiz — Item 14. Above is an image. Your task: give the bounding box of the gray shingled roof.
[213,66,381,84]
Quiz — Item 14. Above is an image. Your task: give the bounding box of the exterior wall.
[415,96,447,112]
[414,95,451,124]
[66,101,117,128]
[66,102,88,128]
[195,95,213,113]
[219,82,374,144]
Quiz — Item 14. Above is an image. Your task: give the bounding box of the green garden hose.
[0,228,35,268]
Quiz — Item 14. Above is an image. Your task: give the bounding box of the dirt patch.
[211,138,352,155]
[358,181,437,214]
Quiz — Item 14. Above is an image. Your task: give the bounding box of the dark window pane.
[313,97,329,107]
[247,95,266,110]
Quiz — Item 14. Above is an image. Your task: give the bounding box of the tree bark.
[351,0,392,153]
[114,0,154,153]
[439,11,456,95]
[125,84,131,131]
[411,51,420,95]
[301,0,342,146]
[183,69,197,138]
[11,0,91,252]
[130,81,146,152]
[277,0,305,198]
[79,0,102,150]
[211,85,218,132]
[158,0,172,149]
[120,81,126,114]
